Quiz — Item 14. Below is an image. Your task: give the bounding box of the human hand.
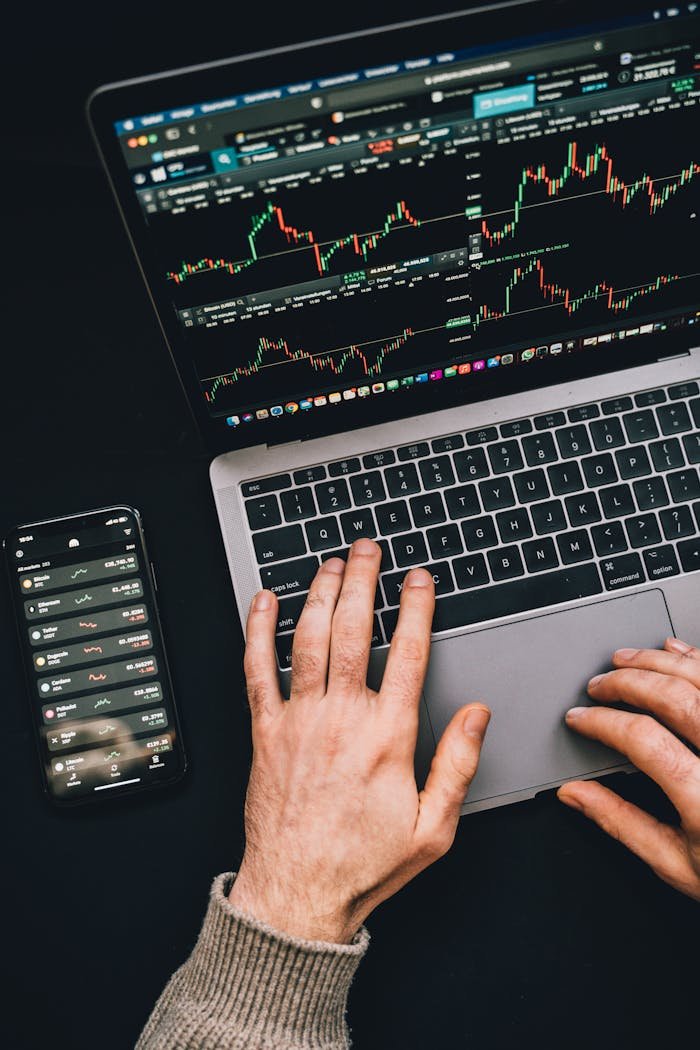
[558,637,700,901]
[229,538,490,943]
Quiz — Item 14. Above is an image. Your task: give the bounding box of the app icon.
[358,385,370,397]
[387,379,399,391]
[458,363,472,375]
[400,375,414,386]
[285,402,300,413]
[270,405,283,417]
[242,412,254,422]
[501,353,514,365]
[313,395,327,407]
[225,415,240,426]
[565,340,577,351]
[472,359,486,371]
[372,382,385,394]
[487,356,500,368]
[444,366,457,378]
[536,345,548,357]
[430,369,443,381]
[342,388,357,400]
[521,348,535,361]
[329,391,341,404]
[299,398,313,410]
[415,372,429,383]
[550,342,563,355]
[256,408,270,420]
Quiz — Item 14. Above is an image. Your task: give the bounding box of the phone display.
[4,507,186,804]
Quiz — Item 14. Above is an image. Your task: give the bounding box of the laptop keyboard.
[241,381,700,669]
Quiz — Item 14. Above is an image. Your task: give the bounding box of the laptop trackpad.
[423,590,673,809]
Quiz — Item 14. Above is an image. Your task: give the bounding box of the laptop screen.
[101,2,699,448]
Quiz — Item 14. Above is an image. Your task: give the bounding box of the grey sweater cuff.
[136,872,370,1049]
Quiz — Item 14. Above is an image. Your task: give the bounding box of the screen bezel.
[87,0,698,456]
[4,506,187,806]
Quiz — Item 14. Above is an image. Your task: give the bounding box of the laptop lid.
[88,1,700,457]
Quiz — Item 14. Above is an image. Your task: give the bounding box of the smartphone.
[4,506,186,805]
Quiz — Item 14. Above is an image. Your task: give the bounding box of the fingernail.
[565,706,588,722]
[463,705,490,737]
[614,648,637,660]
[405,568,432,588]
[588,674,604,689]
[253,590,272,611]
[351,538,378,557]
[322,557,346,575]
[667,637,691,654]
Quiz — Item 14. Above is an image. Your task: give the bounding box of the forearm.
[136,873,369,1050]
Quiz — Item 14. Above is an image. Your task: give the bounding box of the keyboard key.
[548,462,584,496]
[691,398,700,428]
[410,493,446,527]
[340,508,377,543]
[350,472,386,505]
[281,487,317,521]
[556,425,592,459]
[643,544,680,582]
[657,402,692,435]
[590,417,625,451]
[363,450,395,469]
[370,615,384,647]
[682,433,700,464]
[306,517,342,552]
[315,479,351,513]
[397,442,429,461]
[423,562,455,595]
[431,564,603,632]
[660,505,696,540]
[635,388,666,407]
[488,545,525,582]
[376,501,411,536]
[667,468,700,503]
[392,533,429,568]
[275,633,294,670]
[385,463,420,497]
[535,411,566,430]
[260,555,319,596]
[592,522,627,556]
[600,553,645,591]
[602,396,633,415]
[649,438,685,471]
[668,381,699,400]
[600,483,635,519]
[568,404,600,422]
[455,448,489,481]
[557,529,593,565]
[276,594,307,634]
[329,458,360,477]
[462,516,498,551]
[432,434,464,453]
[496,508,532,543]
[293,466,326,485]
[615,445,652,480]
[445,484,480,519]
[242,473,292,497]
[523,432,557,466]
[695,502,700,530]
[532,500,567,535]
[383,562,454,605]
[566,493,601,527]
[514,468,550,503]
[453,553,490,589]
[479,477,516,511]
[488,440,524,474]
[633,477,669,511]
[322,540,393,573]
[523,537,559,573]
[678,537,700,573]
[245,495,281,531]
[254,525,306,564]
[582,453,618,488]
[427,524,463,559]
[500,419,532,438]
[419,456,455,490]
[622,410,658,443]
[466,426,498,445]
[625,513,661,549]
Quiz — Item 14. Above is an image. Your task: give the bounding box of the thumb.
[416,703,490,853]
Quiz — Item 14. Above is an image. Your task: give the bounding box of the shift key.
[253,525,305,564]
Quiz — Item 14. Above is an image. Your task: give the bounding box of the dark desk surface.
[3,5,698,1047]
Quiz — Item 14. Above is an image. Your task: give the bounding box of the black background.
[2,3,698,1048]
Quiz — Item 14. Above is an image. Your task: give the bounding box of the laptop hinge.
[656,350,691,363]
[267,438,303,449]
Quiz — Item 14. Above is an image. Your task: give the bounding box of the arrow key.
[678,537,700,574]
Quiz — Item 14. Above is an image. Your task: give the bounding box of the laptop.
[88,0,700,813]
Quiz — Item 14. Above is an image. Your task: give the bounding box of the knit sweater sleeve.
[135,873,370,1049]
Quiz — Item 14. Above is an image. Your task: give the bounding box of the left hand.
[558,637,700,901]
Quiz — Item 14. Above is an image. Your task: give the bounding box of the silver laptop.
[88,0,700,812]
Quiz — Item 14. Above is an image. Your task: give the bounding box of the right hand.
[559,637,700,902]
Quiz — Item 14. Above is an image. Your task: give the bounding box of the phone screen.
[4,507,186,803]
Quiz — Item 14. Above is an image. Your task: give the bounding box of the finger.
[415,704,491,857]
[588,666,700,748]
[380,568,435,717]
[557,780,695,896]
[612,643,700,691]
[244,590,284,723]
[327,538,382,695]
[289,558,346,700]
[565,706,700,824]
[665,636,700,662]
